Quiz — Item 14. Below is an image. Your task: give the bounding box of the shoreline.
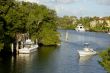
[57,28,109,33]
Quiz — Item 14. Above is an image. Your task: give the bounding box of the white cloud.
[18,0,110,17]
[55,0,79,4]
[95,0,110,5]
[34,0,79,4]
[54,4,87,17]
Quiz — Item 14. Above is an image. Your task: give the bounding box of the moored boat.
[108,32,110,34]
[75,24,85,32]
[18,39,38,54]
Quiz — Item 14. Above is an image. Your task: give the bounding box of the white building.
[90,20,97,27]
[106,20,110,27]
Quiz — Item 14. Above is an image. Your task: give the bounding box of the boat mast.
[65,30,68,41]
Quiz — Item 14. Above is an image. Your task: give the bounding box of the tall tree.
[0,0,60,53]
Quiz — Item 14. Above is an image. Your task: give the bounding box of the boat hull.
[77,50,97,56]
[75,28,85,32]
[19,45,38,54]
[108,32,110,34]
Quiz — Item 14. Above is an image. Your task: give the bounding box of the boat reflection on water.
[79,55,93,64]
[18,54,30,60]
[11,54,35,65]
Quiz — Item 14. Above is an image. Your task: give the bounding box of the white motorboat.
[77,43,97,56]
[19,39,38,54]
[108,32,110,34]
[75,24,85,32]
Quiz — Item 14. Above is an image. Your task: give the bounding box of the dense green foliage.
[57,16,77,29]
[0,0,60,52]
[99,49,110,72]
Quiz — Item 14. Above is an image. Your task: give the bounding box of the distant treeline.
[57,16,110,32]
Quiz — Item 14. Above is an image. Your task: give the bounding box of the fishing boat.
[75,24,85,32]
[19,39,38,54]
[77,43,97,57]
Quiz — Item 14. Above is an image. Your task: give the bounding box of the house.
[106,19,110,27]
[90,20,97,27]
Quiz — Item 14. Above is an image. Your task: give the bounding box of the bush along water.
[99,48,110,73]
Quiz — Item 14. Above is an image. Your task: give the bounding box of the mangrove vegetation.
[0,0,60,54]
[99,48,110,73]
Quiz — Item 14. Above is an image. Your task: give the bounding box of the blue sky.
[27,0,110,17]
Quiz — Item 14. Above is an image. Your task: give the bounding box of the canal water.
[0,30,110,73]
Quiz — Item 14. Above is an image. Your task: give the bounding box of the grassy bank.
[99,48,110,72]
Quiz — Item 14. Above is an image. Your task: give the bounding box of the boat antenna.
[84,43,89,48]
